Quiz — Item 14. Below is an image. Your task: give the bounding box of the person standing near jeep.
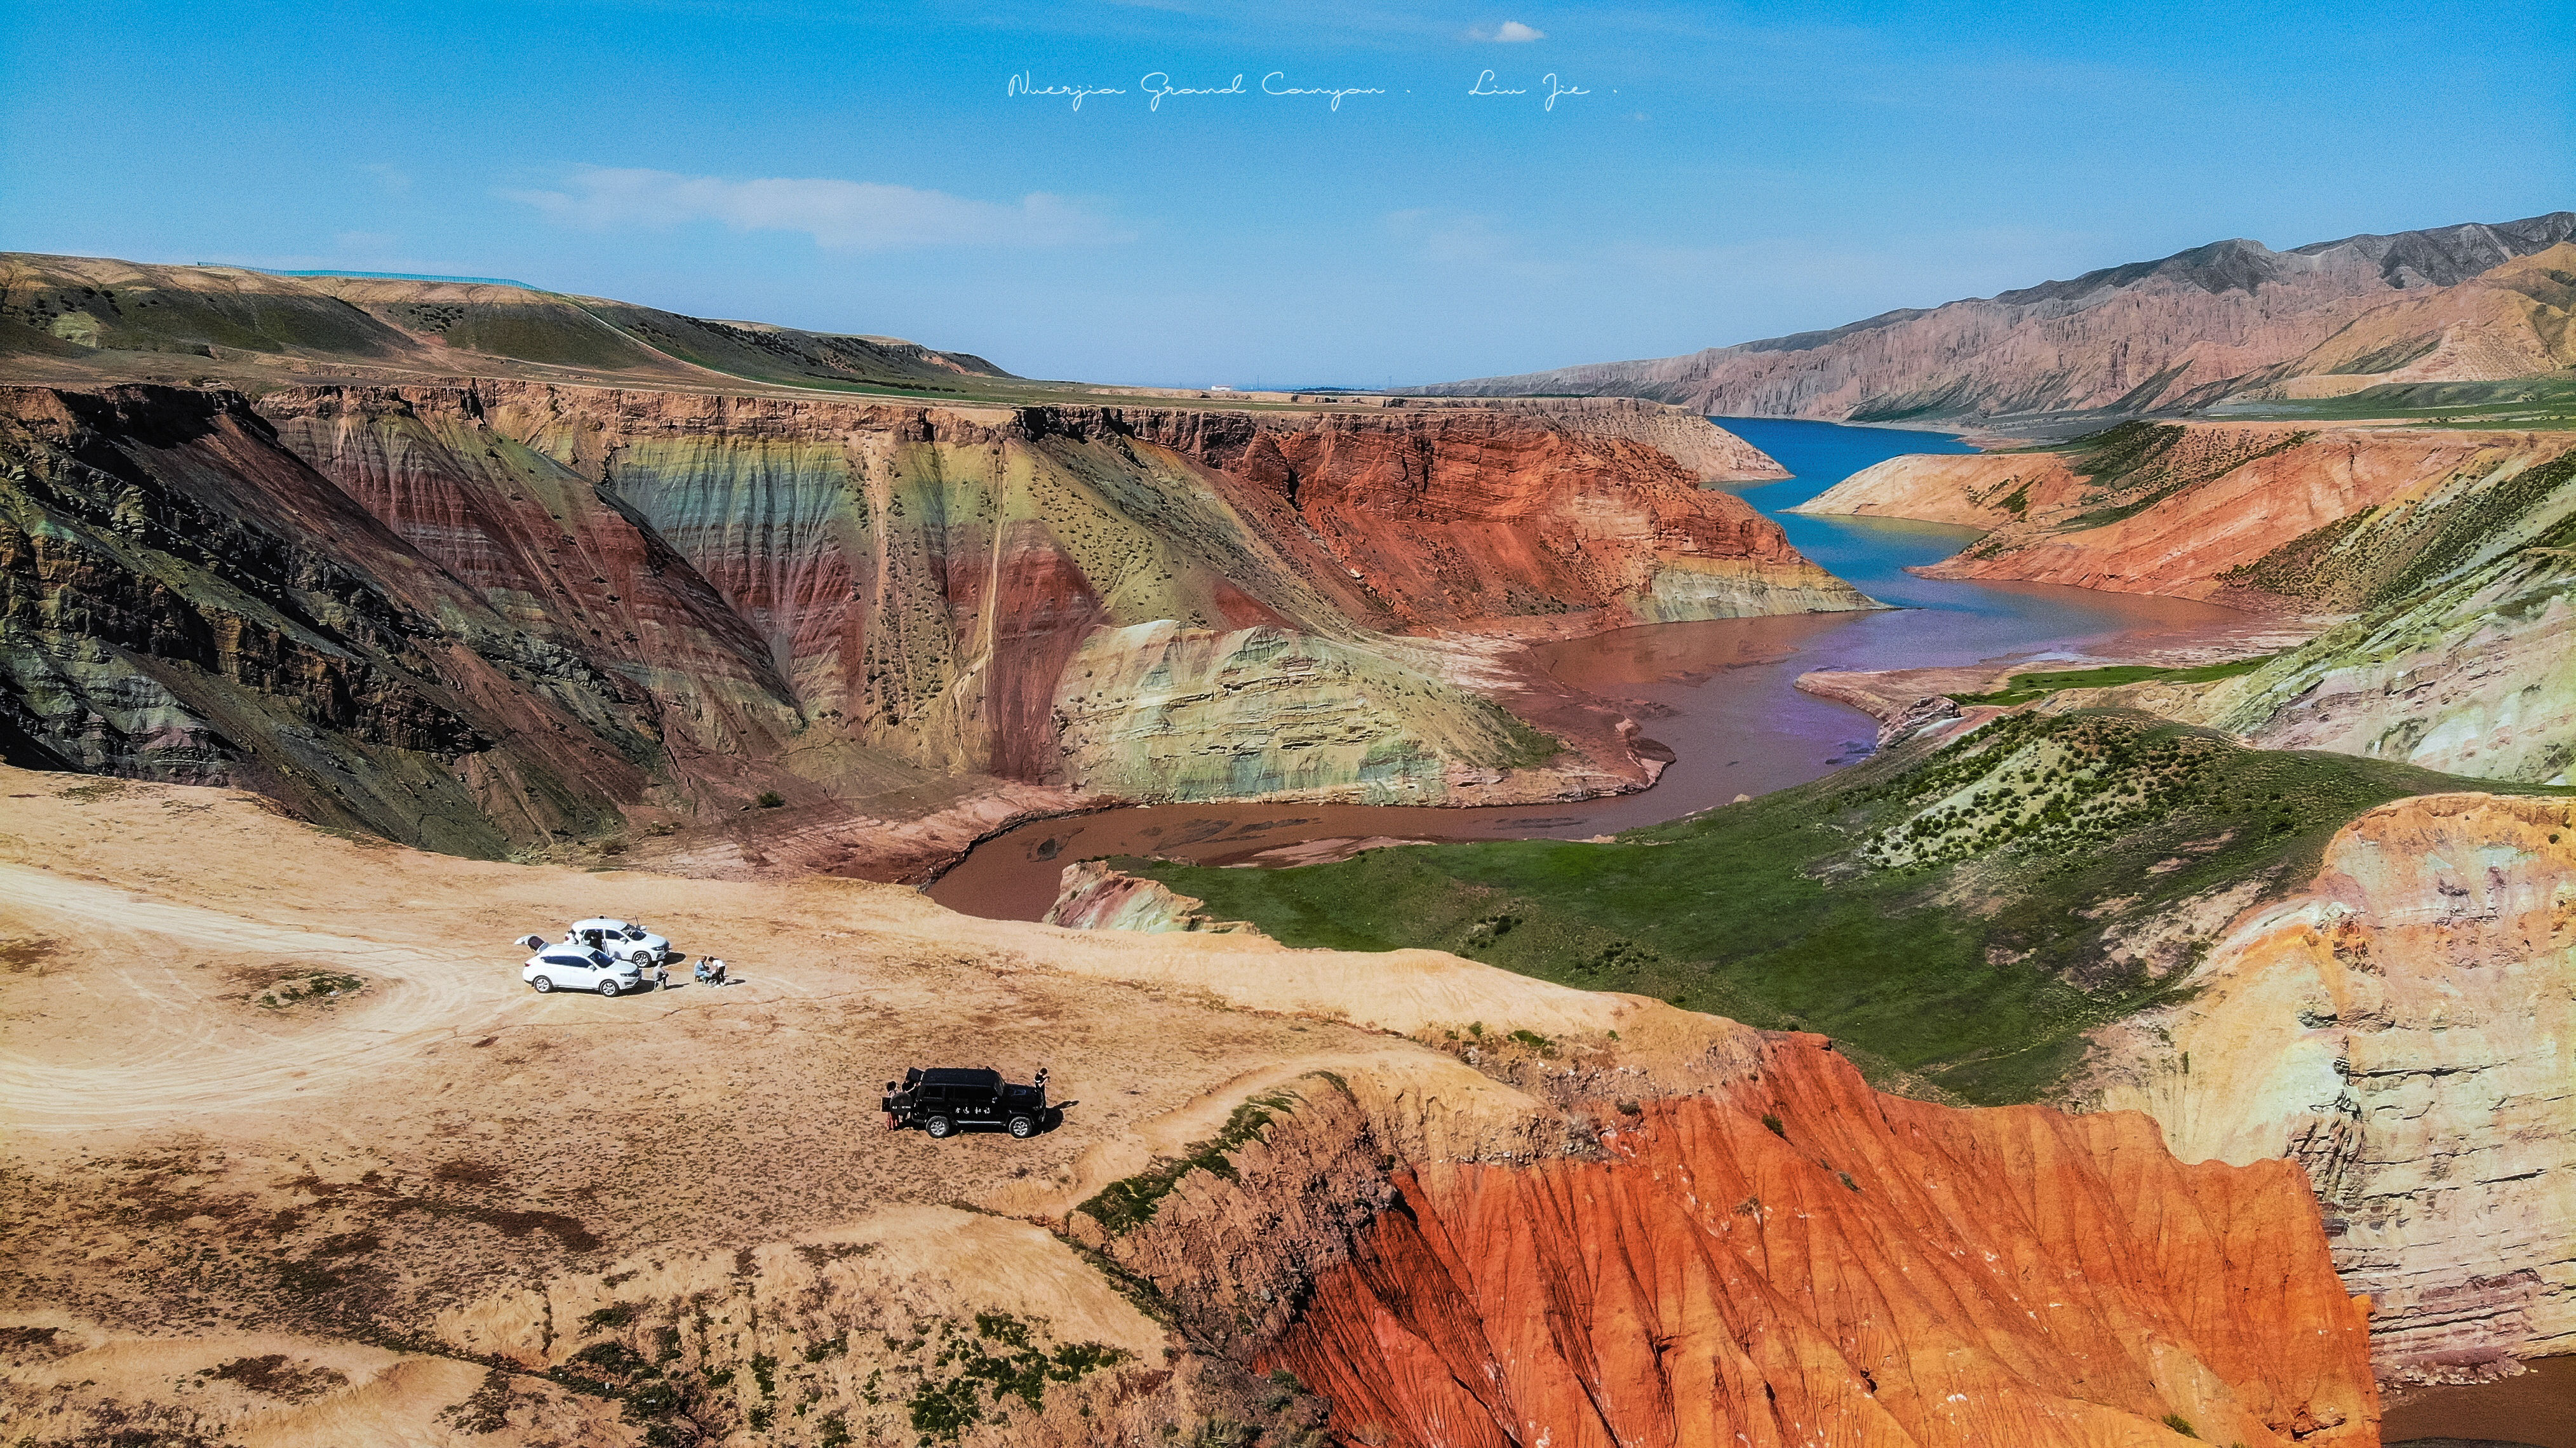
[881,1065,1063,1140]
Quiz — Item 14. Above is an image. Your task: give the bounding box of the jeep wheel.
[532,975,555,993]
[1008,1115,1037,1139]
[597,978,621,998]
[924,1115,956,1139]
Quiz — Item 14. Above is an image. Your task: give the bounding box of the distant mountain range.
[1408,211,2576,427]
[0,252,1016,396]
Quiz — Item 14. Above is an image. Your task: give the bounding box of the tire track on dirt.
[0,865,733,1132]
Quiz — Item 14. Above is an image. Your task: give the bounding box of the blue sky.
[4,1,2568,387]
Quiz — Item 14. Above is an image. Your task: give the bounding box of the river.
[928,419,2251,921]
[2382,1355,2576,1448]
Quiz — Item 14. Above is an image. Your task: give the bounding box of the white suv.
[567,918,676,965]
[523,945,641,996]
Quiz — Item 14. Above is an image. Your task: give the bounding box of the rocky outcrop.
[1794,667,1989,744]
[1796,422,2576,785]
[2076,793,2576,1379]
[1042,859,1248,932]
[2266,241,2576,393]
[0,380,1866,864]
[2185,535,2576,784]
[1407,211,2576,424]
[1431,396,1791,481]
[1101,402,1867,630]
[1795,422,2576,610]
[1066,1031,2378,1448]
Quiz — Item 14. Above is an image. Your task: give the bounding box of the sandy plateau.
[0,765,2381,1447]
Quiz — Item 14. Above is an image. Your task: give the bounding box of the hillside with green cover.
[1120,713,2561,1104]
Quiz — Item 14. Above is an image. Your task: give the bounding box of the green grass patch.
[1124,713,2561,1103]
[2204,373,2576,430]
[903,1313,1130,1442]
[1947,655,2277,707]
[1073,1085,1308,1233]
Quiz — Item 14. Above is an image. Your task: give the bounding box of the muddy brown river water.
[2384,1356,2576,1447]
[930,419,2257,921]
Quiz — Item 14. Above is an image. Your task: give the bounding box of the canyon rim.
[5,5,2575,1447]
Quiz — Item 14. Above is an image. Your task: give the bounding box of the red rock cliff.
[0,380,1865,866]
[1260,1040,2377,1448]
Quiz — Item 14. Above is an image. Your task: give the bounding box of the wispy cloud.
[500,167,1127,251]
[1384,208,1572,279]
[360,163,411,195]
[1467,19,1545,42]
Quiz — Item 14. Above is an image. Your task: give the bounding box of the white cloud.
[500,167,1125,251]
[1468,20,1545,41]
[1384,208,1572,281]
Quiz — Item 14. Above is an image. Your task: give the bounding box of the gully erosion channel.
[929,419,2257,922]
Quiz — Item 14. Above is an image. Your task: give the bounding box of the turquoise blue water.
[1519,418,2244,830]
[932,419,2250,917]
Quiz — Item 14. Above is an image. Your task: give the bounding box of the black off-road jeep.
[882,1066,1063,1139]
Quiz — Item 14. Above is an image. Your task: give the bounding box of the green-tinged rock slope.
[1116,709,2565,1104]
[2189,516,2576,784]
[0,374,1855,875]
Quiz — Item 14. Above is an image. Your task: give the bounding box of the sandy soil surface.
[0,763,1694,1445]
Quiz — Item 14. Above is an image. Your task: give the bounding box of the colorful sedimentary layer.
[1795,421,2576,786]
[2079,793,2576,1378]
[2187,537,2576,784]
[1793,422,2576,607]
[1409,211,2576,423]
[1445,395,1793,481]
[0,379,1856,868]
[1073,1031,2377,1448]
[0,767,2380,1447]
[1042,859,1243,932]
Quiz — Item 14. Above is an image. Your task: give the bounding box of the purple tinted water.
[930,419,2249,920]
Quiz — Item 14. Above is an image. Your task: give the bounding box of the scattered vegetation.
[904,1312,1130,1442]
[1947,656,2276,707]
[436,1369,518,1435]
[1489,708,1567,769]
[1127,712,2559,1102]
[2211,373,2576,429]
[240,969,368,1010]
[1076,1085,1306,1233]
[0,936,60,975]
[2218,447,2576,610]
[1987,422,2313,539]
[205,1354,349,1401]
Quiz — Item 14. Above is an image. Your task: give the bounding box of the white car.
[523,944,641,996]
[565,918,676,965]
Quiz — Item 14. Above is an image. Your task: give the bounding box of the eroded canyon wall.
[1794,422,2576,607]
[2189,530,2576,784]
[2079,793,2576,1379]
[1070,1033,2377,1448]
[1798,421,2576,784]
[0,380,1860,861]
